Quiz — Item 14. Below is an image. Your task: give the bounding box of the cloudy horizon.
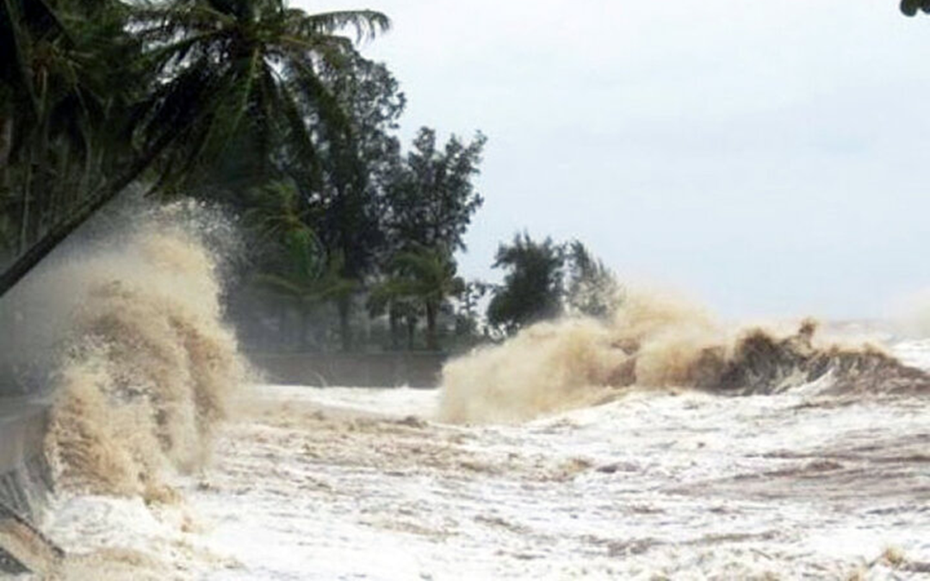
[306,0,930,320]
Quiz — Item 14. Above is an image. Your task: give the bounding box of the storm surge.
[440,292,930,423]
[9,201,247,501]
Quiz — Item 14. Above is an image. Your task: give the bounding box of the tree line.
[4,0,912,353]
[0,0,625,354]
[0,0,490,352]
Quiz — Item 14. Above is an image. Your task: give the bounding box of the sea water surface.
[38,340,930,580]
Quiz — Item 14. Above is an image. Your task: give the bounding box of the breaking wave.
[11,201,247,501]
[439,292,930,423]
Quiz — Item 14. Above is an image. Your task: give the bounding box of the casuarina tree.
[487,232,566,335]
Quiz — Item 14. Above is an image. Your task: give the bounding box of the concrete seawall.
[249,352,448,388]
[0,396,57,574]
[0,397,50,515]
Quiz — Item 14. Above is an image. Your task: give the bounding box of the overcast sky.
[305,0,930,319]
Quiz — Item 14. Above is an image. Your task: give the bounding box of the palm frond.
[199,48,262,159]
[267,65,322,183]
[295,9,390,43]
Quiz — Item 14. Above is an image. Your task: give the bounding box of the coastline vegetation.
[0,0,618,354]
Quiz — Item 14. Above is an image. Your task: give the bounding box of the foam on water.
[153,380,930,579]
[28,367,930,579]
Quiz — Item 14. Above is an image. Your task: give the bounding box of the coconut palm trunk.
[337,295,353,352]
[0,115,11,172]
[406,314,416,351]
[0,128,181,294]
[425,300,439,351]
[389,304,402,350]
[300,305,313,351]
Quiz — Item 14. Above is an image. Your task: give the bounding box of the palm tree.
[138,0,391,350]
[245,179,360,350]
[1,0,141,284]
[0,0,137,255]
[256,242,356,351]
[243,179,314,247]
[0,0,390,297]
[372,244,464,351]
[0,0,65,153]
[131,0,390,190]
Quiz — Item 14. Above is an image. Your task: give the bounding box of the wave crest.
[39,205,246,500]
[440,294,930,423]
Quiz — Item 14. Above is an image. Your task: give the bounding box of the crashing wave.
[440,294,930,423]
[691,320,930,396]
[13,202,250,501]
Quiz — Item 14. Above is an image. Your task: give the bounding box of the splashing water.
[11,201,250,501]
[440,291,930,423]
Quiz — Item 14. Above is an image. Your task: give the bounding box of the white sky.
[304,0,930,319]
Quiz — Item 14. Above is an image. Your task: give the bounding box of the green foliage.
[384,127,486,253]
[353,126,487,351]
[451,279,490,347]
[487,232,566,335]
[244,182,356,350]
[370,244,464,350]
[292,54,406,350]
[0,0,492,357]
[0,0,140,260]
[244,180,314,246]
[901,0,930,16]
[0,0,391,298]
[565,240,623,320]
[255,250,355,307]
[379,245,463,307]
[313,59,401,281]
[487,235,622,336]
[130,0,390,193]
